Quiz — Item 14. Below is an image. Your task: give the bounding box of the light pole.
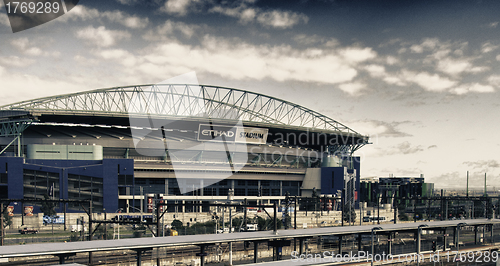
[417,224,429,266]
[114,208,123,240]
[371,226,383,266]
[456,223,467,265]
[128,205,144,223]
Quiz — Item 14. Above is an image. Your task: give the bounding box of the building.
[0,84,369,213]
[360,175,435,206]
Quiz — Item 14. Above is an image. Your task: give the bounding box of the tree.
[312,188,320,212]
[342,203,356,224]
[2,211,12,229]
[282,192,292,229]
[171,219,183,230]
[40,193,57,219]
[40,193,58,238]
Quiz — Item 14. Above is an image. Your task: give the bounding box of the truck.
[244,224,258,231]
[70,225,86,232]
[19,227,38,234]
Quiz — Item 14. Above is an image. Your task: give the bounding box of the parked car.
[19,228,38,234]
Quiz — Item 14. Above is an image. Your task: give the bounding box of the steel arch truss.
[0,84,368,140]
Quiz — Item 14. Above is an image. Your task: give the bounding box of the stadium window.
[235,188,246,196]
[135,179,146,185]
[218,180,227,186]
[219,188,229,196]
[261,181,270,187]
[237,180,246,186]
[247,188,259,196]
[332,172,335,188]
[247,180,258,186]
[0,173,7,184]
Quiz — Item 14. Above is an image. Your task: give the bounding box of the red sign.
[147,197,153,213]
[7,206,14,216]
[24,206,33,216]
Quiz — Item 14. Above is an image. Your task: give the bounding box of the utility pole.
[484,173,487,197]
[466,171,469,197]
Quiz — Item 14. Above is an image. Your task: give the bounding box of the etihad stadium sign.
[198,124,268,144]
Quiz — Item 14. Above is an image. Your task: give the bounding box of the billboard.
[7,206,14,216]
[24,206,33,216]
[198,124,268,144]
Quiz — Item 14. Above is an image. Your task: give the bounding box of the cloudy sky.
[1,0,500,189]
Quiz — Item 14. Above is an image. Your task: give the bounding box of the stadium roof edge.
[0,84,369,143]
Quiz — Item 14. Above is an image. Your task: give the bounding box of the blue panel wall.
[320,167,346,195]
[0,157,133,214]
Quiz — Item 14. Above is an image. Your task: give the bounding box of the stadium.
[0,84,369,214]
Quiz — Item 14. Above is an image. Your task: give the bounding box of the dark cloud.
[390,141,424,155]
[427,171,462,189]
[463,160,500,169]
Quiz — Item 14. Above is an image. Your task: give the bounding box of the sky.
[1,0,500,189]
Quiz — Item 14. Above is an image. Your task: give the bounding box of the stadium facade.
[0,84,369,214]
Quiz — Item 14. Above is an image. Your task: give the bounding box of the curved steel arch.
[0,84,367,138]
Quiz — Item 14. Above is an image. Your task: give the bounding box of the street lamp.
[371,226,383,266]
[114,208,123,240]
[456,223,467,265]
[417,224,429,266]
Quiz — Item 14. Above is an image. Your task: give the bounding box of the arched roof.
[0,84,367,140]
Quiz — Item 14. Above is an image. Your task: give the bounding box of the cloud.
[10,38,59,57]
[255,10,308,29]
[485,22,499,28]
[61,5,148,29]
[0,56,35,67]
[488,75,500,86]
[75,26,131,47]
[293,34,325,46]
[428,172,462,188]
[0,13,8,27]
[348,120,412,138]
[481,42,499,53]
[62,5,100,21]
[402,71,456,92]
[451,83,495,95]
[409,38,439,53]
[102,11,149,29]
[338,82,366,96]
[115,0,139,4]
[161,0,199,16]
[463,160,500,169]
[386,141,424,155]
[209,0,308,29]
[427,145,437,149]
[92,35,374,85]
[142,20,198,41]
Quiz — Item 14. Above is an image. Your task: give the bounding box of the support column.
[491,224,494,244]
[453,227,457,248]
[387,233,392,254]
[0,202,3,246]
[299,238,304,254]
[253,242,258,263]
[358,234,362,251]
[338,235,343,255]
[416,230,421,253]
[443,229,447,251]
[136,249,143,266]
[474,226,478,245]
[200,245,205,266]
